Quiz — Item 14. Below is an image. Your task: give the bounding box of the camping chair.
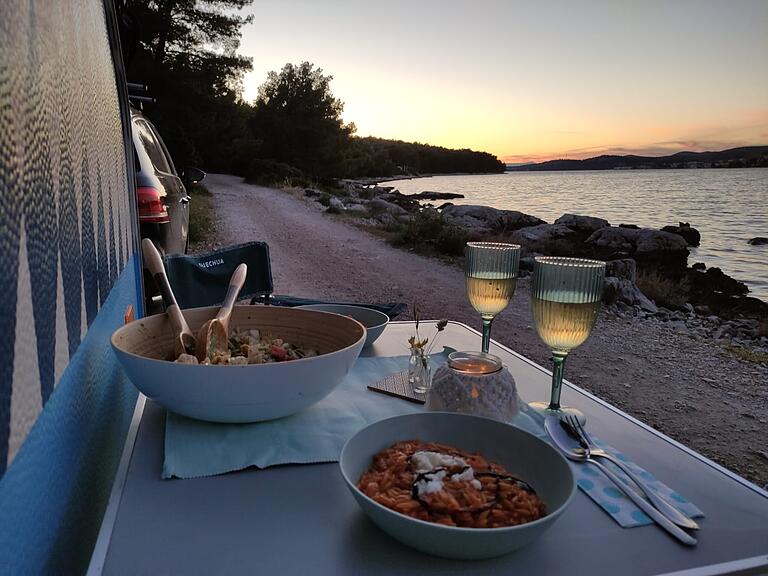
[163,241,274,309]
[162,242,407,320]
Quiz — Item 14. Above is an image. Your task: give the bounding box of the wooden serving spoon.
[196,263,248,362]
[141,238,196,358]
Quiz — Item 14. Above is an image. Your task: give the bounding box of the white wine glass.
[464,242,520,353]
[529,256,605,421]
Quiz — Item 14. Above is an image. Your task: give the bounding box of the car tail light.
[137,186,169,224]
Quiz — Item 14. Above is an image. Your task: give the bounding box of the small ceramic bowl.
[339,412,575,559]
[297,304,388,347]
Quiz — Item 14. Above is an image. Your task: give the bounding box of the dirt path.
[197,174,768,488]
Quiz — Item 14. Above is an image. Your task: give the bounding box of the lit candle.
[447,351,502,375]
[429,351,519,419]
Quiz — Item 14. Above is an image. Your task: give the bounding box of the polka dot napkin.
[570,436,705,527]
[513,405,704,528]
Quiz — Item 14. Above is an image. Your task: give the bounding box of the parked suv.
[131,106,204,255]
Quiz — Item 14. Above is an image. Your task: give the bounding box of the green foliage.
[249,62,355,180]
[188,185,214,244]
[725,346,768,365]
[244,159,304,187]
[120,4,507,182]
[435,225,470,255]
[391,210,468,256]
[636,270,691,308]
[190,182,211,196]
[393,210,444,245]
[123,0,254,172]
[126,0,253,68]
[342,137,505,177]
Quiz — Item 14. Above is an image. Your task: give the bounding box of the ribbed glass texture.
[531,256,606,304]
[465,242,521,278]
[464,242,521,353]
[531,257,606,354]
[464,242,520,318]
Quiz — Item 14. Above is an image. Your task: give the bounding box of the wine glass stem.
[481,317,493,353]
[548,353,567,411]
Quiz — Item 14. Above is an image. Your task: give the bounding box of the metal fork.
[563,414,700,531]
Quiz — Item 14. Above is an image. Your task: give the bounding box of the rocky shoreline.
[197,174,768,487]
[301,179,768,357]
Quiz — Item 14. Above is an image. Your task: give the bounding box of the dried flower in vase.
[407,303,448,358]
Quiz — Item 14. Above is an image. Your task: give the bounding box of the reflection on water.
[389,168,768,301]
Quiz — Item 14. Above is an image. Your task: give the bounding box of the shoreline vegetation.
[276,177,768,360]
[128,1,767,486]
[195,174,768,488]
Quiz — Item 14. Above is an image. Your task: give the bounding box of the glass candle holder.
[427,351,519,421]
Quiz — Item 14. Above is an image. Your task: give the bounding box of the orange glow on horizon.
[238,1,768,165]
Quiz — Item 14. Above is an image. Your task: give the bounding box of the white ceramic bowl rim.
[297,305,389,330]
[339,412,577,534]
[111,308,367,368]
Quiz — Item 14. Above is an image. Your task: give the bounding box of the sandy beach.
[195,174,768,488]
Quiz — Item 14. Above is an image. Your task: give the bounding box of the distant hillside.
[507,146,768,171]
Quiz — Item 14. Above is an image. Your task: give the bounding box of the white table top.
[88,321,768,575]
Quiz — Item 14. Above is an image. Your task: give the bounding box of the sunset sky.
[239,0,768,163]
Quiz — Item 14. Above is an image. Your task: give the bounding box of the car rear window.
[135,119,171,174]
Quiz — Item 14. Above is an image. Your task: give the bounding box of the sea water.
[388,168,768,301]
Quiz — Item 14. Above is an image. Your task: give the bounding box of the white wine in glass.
[466,275,518,318]
[464,242,520,353]
[529,257,605,422]
[531,298,600,354]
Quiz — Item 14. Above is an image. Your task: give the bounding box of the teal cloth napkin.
[163,355,436,479]
[163,354,704,529]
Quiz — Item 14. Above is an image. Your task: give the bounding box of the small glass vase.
[408,347,432,393]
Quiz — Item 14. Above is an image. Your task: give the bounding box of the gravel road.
[195,173,768,488]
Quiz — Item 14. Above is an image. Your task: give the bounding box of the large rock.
[376,192,420,212]
[407,191,465,201]
[520,254,539,272]
[684,266,754,319]
[603,277,658,313]
[509,223,587,257]
[634,229,689,259]
[605,258,637,282]
[510,223,577,245]
[661,222,701,247]
[586,226,634,252]
[344,202,369,214]
[370,197,408,217]
[555,213,610,233]
[441,204,544,234]
[695,267,748,297]
[586,226,689,267]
